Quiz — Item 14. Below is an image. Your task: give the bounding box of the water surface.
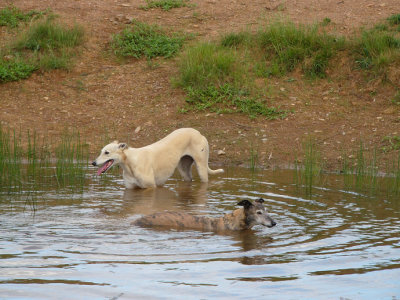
[1,168,399,299]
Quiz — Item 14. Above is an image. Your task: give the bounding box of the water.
[0,167,399,299]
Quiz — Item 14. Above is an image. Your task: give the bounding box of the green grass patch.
[220,20,345,78]
[182,84,287,119]
[176,21,345,118]
[387,14,400,26]
[353,15,400,73]
[175,42,287,119]
[0,16,84,83]
[0,56,37,82]
[381,135,400,152]
[176,42,240,89]
[392,90,400,105]
[142,0,190,11]
[0,6,42,28]
[111,21,186,59]
[14,17,84,51]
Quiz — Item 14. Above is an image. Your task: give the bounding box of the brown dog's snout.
[271,220,277,227]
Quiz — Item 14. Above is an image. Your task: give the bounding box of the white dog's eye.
[105,151,110,155]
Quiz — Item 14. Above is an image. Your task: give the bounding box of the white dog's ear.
[112,140,119,144]
[118,143,127,149]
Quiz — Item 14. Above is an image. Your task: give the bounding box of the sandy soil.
[1,0,399,170]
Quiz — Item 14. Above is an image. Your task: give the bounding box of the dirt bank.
[1,0,399,170]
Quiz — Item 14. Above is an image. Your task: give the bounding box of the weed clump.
[220,21,344,78]
[0,15,84,83]
[177,42,238,89]
[142,0,190,11]
[175,42,287,119]
[353,14,400,74]
[183,84,286,119]
[112,21,186,59]
[0,6,41,28]
[387,14,400,26]
[14,18,84,51]
[0,57,36,82]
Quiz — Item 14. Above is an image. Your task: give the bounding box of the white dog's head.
[91,141,127,175]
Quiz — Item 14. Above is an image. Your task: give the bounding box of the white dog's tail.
[208,166,224,175]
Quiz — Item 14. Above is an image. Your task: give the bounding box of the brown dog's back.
[133,211,214,231]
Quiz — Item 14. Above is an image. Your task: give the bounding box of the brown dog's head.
[237,198,276,228]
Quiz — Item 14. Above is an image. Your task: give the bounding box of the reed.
[294,138,323,197]
[55,131,89,189]
[0,126,22,193]
[0,126,89,197]
[249,147,259,173]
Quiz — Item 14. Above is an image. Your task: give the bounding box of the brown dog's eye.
[257,211,262,215]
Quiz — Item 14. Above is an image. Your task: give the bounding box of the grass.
[353,16,400,74]
[142,0,190,11]
[175,16,400,117]
[0,15,84,83]
[176,42,239,89]
[0,56,37,82]
[249,147,259,173]
[182,84,287,119]
[55,131,88,188]
[0,125,89,195]
[294,137,400,197]
[387,14,400,26]
[381,135,400,152]
[294,138,323,196]
[175,20,345,118]
[392,91,400,105]
[0,6,42,28]
[111,20,186,59]
[14,17,84,51]
[220,20,345,78]
[175,42,287,119]
[255,21,345,78]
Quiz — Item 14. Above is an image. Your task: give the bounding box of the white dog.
[92,128,224,189]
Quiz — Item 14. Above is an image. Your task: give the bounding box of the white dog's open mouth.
[97,159,114,175]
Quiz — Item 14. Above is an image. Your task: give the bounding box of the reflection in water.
[0,168,399,299]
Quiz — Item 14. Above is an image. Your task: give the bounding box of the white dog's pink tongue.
[97,160,112,176]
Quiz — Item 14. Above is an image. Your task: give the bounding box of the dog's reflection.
[99,181,209,217]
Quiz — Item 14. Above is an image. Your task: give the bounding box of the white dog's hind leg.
[192,155,209,182]
[177,155,194,181]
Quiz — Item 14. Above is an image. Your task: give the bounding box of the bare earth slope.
[1,0,399,170]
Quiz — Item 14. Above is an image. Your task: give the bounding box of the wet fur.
[133,199,276,232]
[92,128,224,189]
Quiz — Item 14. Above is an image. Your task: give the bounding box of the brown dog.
[132,198,276,232]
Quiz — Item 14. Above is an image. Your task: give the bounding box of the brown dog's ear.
[237,200,253,209]
[118,143,127,149]
[255,198,265,204]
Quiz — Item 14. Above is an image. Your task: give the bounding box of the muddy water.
[0,168,399,299]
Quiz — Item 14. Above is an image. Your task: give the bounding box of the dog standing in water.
[92,128,223,189]
[132,198,276,232]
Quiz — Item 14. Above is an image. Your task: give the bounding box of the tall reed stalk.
[55,131,89,189]
[249,147,259,174]
[294,138,323,197]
